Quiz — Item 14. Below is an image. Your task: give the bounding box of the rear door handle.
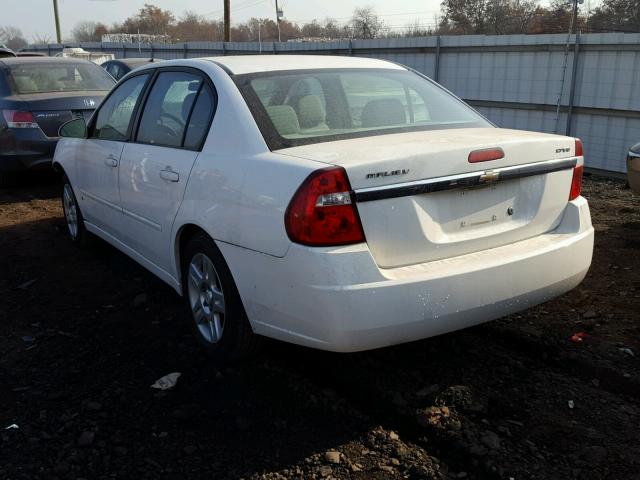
[159,168,179,182]
[104,155,118,168]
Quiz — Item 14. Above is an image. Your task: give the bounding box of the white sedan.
[54,55,594,359]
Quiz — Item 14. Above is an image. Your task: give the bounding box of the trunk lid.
[279,128,579,268]
[10,91,105,137]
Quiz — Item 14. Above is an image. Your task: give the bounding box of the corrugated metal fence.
[30,33,640,173]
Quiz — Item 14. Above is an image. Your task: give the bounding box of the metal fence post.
[273,42,277,55]
[184,43,188,58]
[121,44,126,59]
[565,31,581,137]
[348,39,353,56]
[434,35,441,82]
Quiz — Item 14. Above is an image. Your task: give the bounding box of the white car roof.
[202,55,406,75]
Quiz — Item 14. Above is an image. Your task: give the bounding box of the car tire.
[61,175,89,245]
[181,232,262,361]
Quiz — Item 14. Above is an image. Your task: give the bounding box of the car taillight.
[1,110,38,129]
[569,165,583,201]
[568,138,584,201]
[285,166,365,246]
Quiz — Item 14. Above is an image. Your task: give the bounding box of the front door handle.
[159,167,179,182]
[104,155,118,168]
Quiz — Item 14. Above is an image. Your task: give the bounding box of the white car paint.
[53,55,594,352]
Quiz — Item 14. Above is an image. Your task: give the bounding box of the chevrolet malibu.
[53,56,594,360]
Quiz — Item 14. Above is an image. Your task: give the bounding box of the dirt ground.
[1,174,639,480]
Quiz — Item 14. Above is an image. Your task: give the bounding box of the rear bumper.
[219,197,594,352]
[0,128,57,172]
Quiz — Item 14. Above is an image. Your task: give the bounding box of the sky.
[3,0,451,41]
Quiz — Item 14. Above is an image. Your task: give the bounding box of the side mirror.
[59,117,87,139]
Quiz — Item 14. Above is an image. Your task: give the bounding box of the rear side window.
[183,84,215,149]
[104,63,122,80]
[136,71,202,148]
[92,73,149,141]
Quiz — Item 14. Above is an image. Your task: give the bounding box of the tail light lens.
[569,165,584,201]
[569,138,584,200]
[285,167,365,246]
[2,110,38,129]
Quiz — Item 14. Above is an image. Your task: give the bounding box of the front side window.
[235,69,491,149]
[8,62,115,94]
[92,73,149,141]
[136,71,202,148]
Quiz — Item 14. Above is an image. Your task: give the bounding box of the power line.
[203,0,269,18]
[291,10,440,23]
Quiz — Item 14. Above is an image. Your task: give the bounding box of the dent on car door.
[118,70,215,273]
[75,73,150,232]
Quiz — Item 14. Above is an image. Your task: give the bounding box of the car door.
[118,69,215,272]
[75,72,150,233]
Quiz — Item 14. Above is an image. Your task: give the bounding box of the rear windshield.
[234,68,491,150]
[8,62,115,94]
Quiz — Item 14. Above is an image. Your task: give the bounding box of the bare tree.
[71,21,108,42]
[173,12,221,42]
[351,7,386,39]
[440,0,489,34]
[32,33,53,45]
[0,26,28,50]
[322,18,349,39]
[401,20,434,37]
[510,0,540,33]
[589,0,640,32]
[121,3,175,35]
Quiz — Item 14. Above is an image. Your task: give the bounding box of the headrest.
[297,95,326,129]
[266,105,300,136]
[361,98,406,128]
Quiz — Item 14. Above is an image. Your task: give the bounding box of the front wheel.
[61,175,88,245]
[182,233,262,361]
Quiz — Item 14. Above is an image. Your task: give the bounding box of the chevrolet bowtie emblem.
[479,171,500,184]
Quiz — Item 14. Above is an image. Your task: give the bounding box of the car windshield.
[235,68,491,149]
[8,62,115,94]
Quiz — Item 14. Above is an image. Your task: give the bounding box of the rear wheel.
[182,233,262,361]
[61,175,88,245]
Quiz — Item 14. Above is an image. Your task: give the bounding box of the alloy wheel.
[62,183,79,239]
[187,253,226,344]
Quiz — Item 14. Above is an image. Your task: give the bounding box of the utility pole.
[571,0,580,35]
[275,0,281,42]
[52,0,62,44]
[224,0,230,42]
[553,0,582,133]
